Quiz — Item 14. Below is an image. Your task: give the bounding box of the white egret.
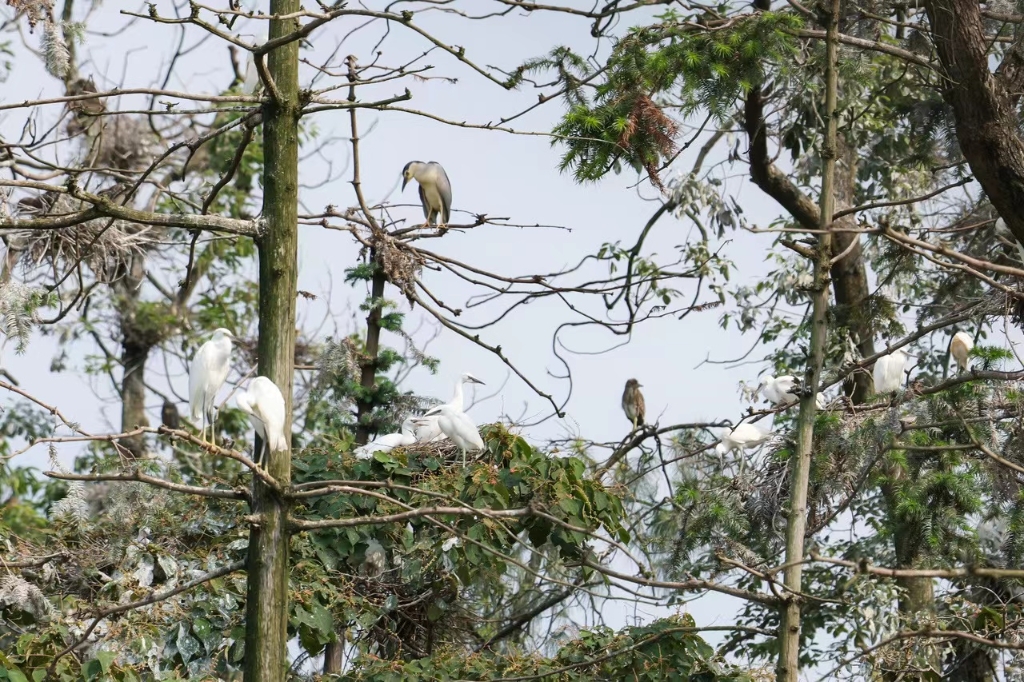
[950,331,973,373]
[715,423,772,476]
[402,161,453,227]
[759,375,827,410]
[188,328,234,445]
[412,372,485,444]
[235,376,288,465]
[873,349,908,394]
[621,378,645,431]
[715,423,772,457]
[354,418,417,459]
[414,403,484,467]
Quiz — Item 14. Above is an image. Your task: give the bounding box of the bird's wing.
[417,184,432,222]
[188,344,212,419]
[434,164,452,224]
[873,357,888,392]
[254,380,288,452]
[636,391,645,424]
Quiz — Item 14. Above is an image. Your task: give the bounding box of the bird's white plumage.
[950,331,973,372]
[415,403,483,465]
[759,375,827,410]
[994,217,1024,263]
[355,418,417,459]
[760,375,798,405]
[188,328,234,427]
[715,423,771,457]
[412,372,484,444]
[403,161,453,226]
[236,376,289,454]
[873,349,908,394]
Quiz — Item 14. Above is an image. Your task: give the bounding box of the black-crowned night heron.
[949,331,973,372]
[235,376,289,465]
[402,160,452,227]
[414,403,483,467]
[621,378,645,431]
[188,328,234,445]
[872,349,908,394]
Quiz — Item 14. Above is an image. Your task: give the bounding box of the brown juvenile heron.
[621,378,645,431]
[161,399,180,430]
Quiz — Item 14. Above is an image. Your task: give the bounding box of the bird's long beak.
[423,406,441,417]
[470,377,485,385]
[401,177,409,191]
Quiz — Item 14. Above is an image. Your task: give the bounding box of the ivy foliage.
[339,614,757,682]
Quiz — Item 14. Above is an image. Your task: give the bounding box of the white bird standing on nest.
[413,403,484,467]
[354,418,417,459]
[715,423,772,476]
[621,378,646,432]
[949,331,974,373]
[873,349,908,394]
[402,161,452,228]
[413,373,485,443]
[235,376,289,465]
[759,375,827,410]
[188,328,234,445]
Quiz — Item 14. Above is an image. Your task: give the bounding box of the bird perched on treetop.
[622,378,645,431]
[236,376,289,465]
[949,331,973,373]
[402,161,452,227]
[873,349,908,394]
[188,328,234,445]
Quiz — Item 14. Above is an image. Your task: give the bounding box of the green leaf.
[95,649,116,673]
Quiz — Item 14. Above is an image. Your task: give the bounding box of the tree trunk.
[119,337,149,458]
[243,1,299,679]
[116,254,149,459]
[831,140,875,403]
[324,65,389,674]
[743,57,875,406]
[353,267,386,445]
[776,1,839,678]
[925,0,1024,247]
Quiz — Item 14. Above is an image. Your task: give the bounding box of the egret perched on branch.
[355,418,417,459]
[715,423,772,457]
[621,378,645,431]
[758,375,827,410]
[873,349,908,394]
[413,372,485,443]
[414,404,483,467]
[235,376,288,465]
[188,328,234,445]
[716,423,772,475]
[402,161,452,227]
[950,331,973,373]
